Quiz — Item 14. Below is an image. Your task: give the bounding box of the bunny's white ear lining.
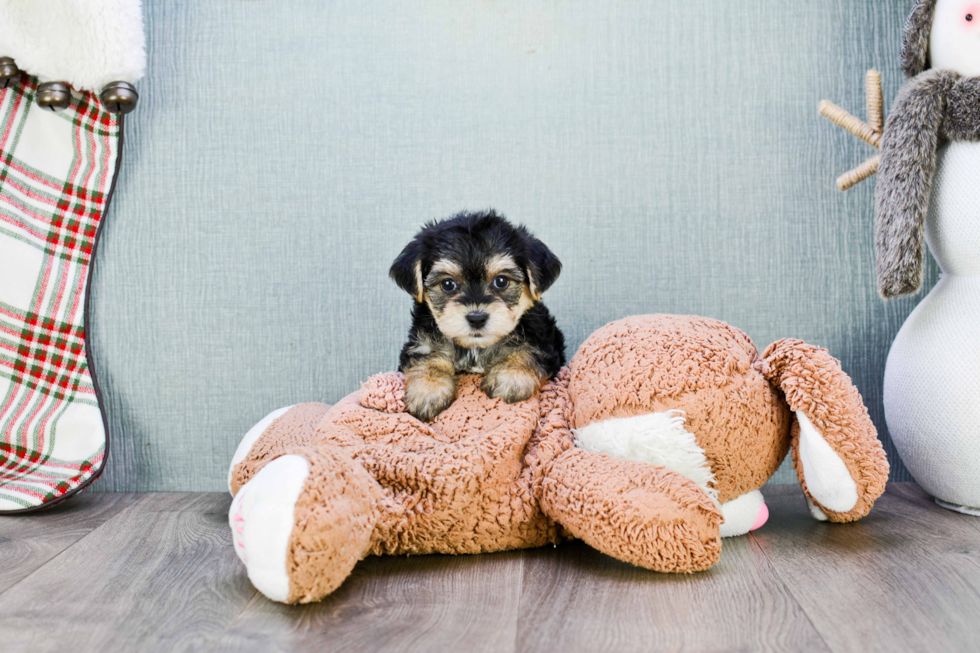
[0,0,145,91]
[796,411,859,514]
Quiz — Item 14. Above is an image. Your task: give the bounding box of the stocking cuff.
[0,0,145,92]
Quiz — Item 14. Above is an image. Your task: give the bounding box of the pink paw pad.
[230,494,249,564]
[750,501,769,531]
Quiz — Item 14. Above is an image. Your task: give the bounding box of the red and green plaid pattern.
[0,75,121,512]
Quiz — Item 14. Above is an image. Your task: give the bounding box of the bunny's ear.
[902,0,938,78]
[390,237,425,302]
[759,339,889,523]
[519,227,561,300]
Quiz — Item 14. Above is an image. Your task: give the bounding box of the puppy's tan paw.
[404,368,457,422]
[482,366,542,404]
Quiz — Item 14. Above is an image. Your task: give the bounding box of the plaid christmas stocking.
[0,76,122,512]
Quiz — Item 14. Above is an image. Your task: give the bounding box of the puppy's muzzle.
[466,311,489,329]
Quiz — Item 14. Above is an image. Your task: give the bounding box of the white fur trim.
[229,454,309,603]
[574,410,718,503]
[806,495,829,522]
[0,0,145,91]
[796,411,859,513]
[719,490,765,538]
[228,405,295,494]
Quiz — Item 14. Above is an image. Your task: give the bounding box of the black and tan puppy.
[390,210,565,421]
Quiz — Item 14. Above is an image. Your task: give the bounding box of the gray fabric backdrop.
[89,0,928,492]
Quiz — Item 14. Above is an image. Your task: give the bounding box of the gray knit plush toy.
[875,0,980,298]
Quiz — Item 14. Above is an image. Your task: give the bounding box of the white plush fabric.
[930,0,980,77]
[229,454,309,603]
[805,496,829,522]
[796,411,858,513]
[885,141,980,510]
[719,490,766,538]
[0,0,145,91]
[574,410,718,503]
[228,405,295,493]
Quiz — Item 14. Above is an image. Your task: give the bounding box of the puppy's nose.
[466,311,489,329]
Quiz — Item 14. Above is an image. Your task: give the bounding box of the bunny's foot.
[228,403,330,495]
[230,447,382,603]
[719,490,769,537]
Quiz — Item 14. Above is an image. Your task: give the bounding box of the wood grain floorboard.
[517,537,828,653]
[213,550,524,653]
[0,492,136,594]
[0,492,256,653]
[3,484,979,652]
[886,483,980,534]
[754,484,980,653]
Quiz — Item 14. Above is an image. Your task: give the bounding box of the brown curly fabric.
[761,339,889,522]
[284,446,384,603]
[322,373,567,556]
[231,314,889,603]
[541,448,722,572]
[567,315,791,503]
[229,402,330,496]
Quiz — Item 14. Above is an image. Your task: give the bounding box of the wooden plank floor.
[1,483,977,653]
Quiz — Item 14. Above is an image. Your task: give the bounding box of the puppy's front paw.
[404,367,457,422]
[481,366,543,404]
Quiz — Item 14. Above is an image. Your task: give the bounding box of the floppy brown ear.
[520,228,561,300]
[902,0,938,78]
[389,238,424,302]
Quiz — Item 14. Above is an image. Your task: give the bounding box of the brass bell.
[0,57,19,89]
[99,81,138,114]
[37,81,71,111]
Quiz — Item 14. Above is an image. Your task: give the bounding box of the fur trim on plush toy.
[227,315,889,604]
[0,0,145,91]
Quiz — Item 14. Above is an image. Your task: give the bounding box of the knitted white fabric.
[884,141,980,509]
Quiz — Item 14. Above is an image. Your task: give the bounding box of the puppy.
[390,210,566,421]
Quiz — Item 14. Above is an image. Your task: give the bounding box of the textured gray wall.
[89,0,927,491]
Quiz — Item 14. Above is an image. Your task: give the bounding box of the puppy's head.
[390,210,561,348]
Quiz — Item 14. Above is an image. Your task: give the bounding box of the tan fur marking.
[404,355,458,421]
[486,253,519,279]
[515,286,535,315]
[528,271,543,300]
[412,261,424,303]
[482,349,546,403]
[427,259,463,284]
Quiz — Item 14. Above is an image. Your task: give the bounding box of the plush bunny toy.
[875,0,980,513]
[227,315,888,604]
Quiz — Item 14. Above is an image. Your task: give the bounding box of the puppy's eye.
[440,279,457,293]
[493,275,510,290]
[969,13,975,21]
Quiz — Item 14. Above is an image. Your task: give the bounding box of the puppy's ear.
[390,238,425,302]
[521,229,561,300]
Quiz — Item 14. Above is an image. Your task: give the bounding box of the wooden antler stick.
[866,69,883,133]
[819,70,884,191]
